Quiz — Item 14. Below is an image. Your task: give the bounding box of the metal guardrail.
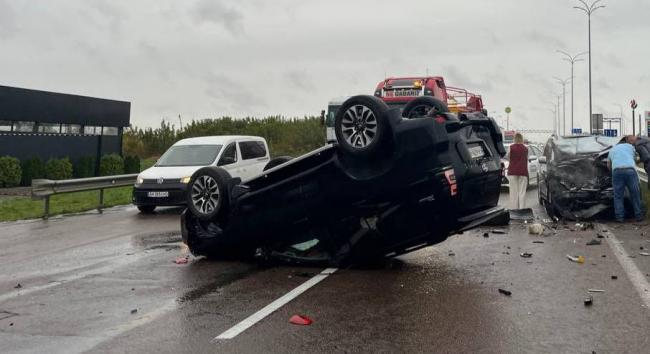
[31,174,138,219]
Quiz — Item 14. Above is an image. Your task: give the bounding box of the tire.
[401,96,449,119]
[186,167,232,221]
[137,205,156,214]
[334,95,391,158]
[181,211,253,259]
[263,156,293,171]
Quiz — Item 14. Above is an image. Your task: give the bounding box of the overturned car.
[538,135,626,220]
[181,95,506,265]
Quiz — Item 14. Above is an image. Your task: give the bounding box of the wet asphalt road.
[1,189,649,354]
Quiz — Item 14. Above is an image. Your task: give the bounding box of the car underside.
[181,95,506,265]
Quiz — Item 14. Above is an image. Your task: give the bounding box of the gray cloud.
[0,0,16,38]
[523,30,567,51]
[204,73,266,114]
[191,0,244,36]
[284,70,316,92]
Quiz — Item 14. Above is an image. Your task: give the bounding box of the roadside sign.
[505,107,511,114]
[603,129,618,137]
[572,128,582,135]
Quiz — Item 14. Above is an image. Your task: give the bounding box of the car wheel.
[334,95,391,158]
[401,96,449,118]
[186,167,231,221]
[263,156,293,171]
[137,205,156,214]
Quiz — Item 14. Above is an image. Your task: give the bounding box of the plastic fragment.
[587,289,605,293]
[130,309,138,314]
[14,284,21,289]
[448,251,455,256]
[520,252,533,258]
[498,288,512,296]
[611,275,618,280]
[491,229,506,234]
[586,239,602,246]
[584,295,593,306]
[289,314,313,325]
[640,252,650,256]
[532,241,544,244]
[174,256,189,264]
[483,232,489,238]
[567,255,585,264]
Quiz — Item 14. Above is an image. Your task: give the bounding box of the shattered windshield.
[555,136,619,156]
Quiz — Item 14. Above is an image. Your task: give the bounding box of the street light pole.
[574,0,606,134]
[553,76,571,135]
[557,50,587,135]
[613,103,624,134]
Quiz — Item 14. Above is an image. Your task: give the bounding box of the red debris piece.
[289,314,313,325]
[174,256,189,264]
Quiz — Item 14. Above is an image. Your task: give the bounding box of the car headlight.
[136,177,144,185]
[180,176,191,184]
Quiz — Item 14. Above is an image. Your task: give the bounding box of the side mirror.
[218,156,236,166]
[538,156,547,164]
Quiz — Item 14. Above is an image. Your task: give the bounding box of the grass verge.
[0,186,133,222]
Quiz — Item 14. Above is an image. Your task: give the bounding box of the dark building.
[0,85,130,169]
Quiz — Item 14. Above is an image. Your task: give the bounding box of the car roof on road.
[173,135,264,146]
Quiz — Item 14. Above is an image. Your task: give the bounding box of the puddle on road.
[131,231,182,250]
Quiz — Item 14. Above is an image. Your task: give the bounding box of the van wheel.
[137,205,156,214]
[402,96,449,118]
[186,167,231,221]
[334,95,391,158]
[263,156,293,171]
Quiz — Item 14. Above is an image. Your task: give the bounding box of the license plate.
[384,89,421,98]
[147,191,169,198]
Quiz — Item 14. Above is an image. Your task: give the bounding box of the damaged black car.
[180,95,506,265]
[537,135,629,220]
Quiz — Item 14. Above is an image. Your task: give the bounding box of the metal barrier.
[31,174,138,219]
[637,167,648,183]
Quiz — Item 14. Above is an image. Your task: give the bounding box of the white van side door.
[237,140,270,180]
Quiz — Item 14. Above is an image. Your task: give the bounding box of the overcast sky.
[1,0,649,137]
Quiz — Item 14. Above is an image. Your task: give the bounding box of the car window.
[218,143,238,166]
[157,145,222,167]
[239,141,267,160]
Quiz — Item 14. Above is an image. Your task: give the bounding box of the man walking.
[628,135,650,190]
[608,136,643,222]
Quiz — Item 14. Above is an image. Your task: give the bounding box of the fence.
[31,174,138,218]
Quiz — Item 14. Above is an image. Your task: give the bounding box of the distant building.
[0,85,130,168]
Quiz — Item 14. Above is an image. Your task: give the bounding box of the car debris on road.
[567,255,585,264]
[498,288,512,296]
[289,314,313,326]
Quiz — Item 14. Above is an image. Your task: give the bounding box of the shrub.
[74,156,96,178]
[123,155,141,174]
[0,156,22,188]
[45,158,73,180]
[20,157,45,186]
[100,154,125,176]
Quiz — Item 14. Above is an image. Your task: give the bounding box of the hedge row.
[0,155,141,188]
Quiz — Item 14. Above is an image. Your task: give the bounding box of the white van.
[132,135,270,213]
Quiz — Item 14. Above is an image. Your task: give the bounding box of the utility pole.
[557,50,587,134]
[574,0,605,134]
[553,77,571,135]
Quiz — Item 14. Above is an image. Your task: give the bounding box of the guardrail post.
[98,188,104,214]
[43,196,50,219]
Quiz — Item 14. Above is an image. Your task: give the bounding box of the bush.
[74,156,96,178]
[100,154,125,176]
[0,156,22,188]
[45,158,73,180]
[20,157,45,186]
[123,155,140,174]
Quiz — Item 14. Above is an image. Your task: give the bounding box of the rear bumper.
[132,185,187,206]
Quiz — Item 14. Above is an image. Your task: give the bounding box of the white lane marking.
[213,267,338,341]
[601,225,650,309]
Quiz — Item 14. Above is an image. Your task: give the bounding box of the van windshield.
[156,145,222,167]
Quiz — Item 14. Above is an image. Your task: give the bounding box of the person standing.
[506,133,528,210]
[629,135,650,190]
[608,136,643,222]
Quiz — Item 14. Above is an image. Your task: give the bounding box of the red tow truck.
[373,76,485,114]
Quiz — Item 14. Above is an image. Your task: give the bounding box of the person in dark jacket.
[506,133,528,209]
[629,135,650,189]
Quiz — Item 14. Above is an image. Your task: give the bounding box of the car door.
[216,142,243,177]
[238,140,270,180]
